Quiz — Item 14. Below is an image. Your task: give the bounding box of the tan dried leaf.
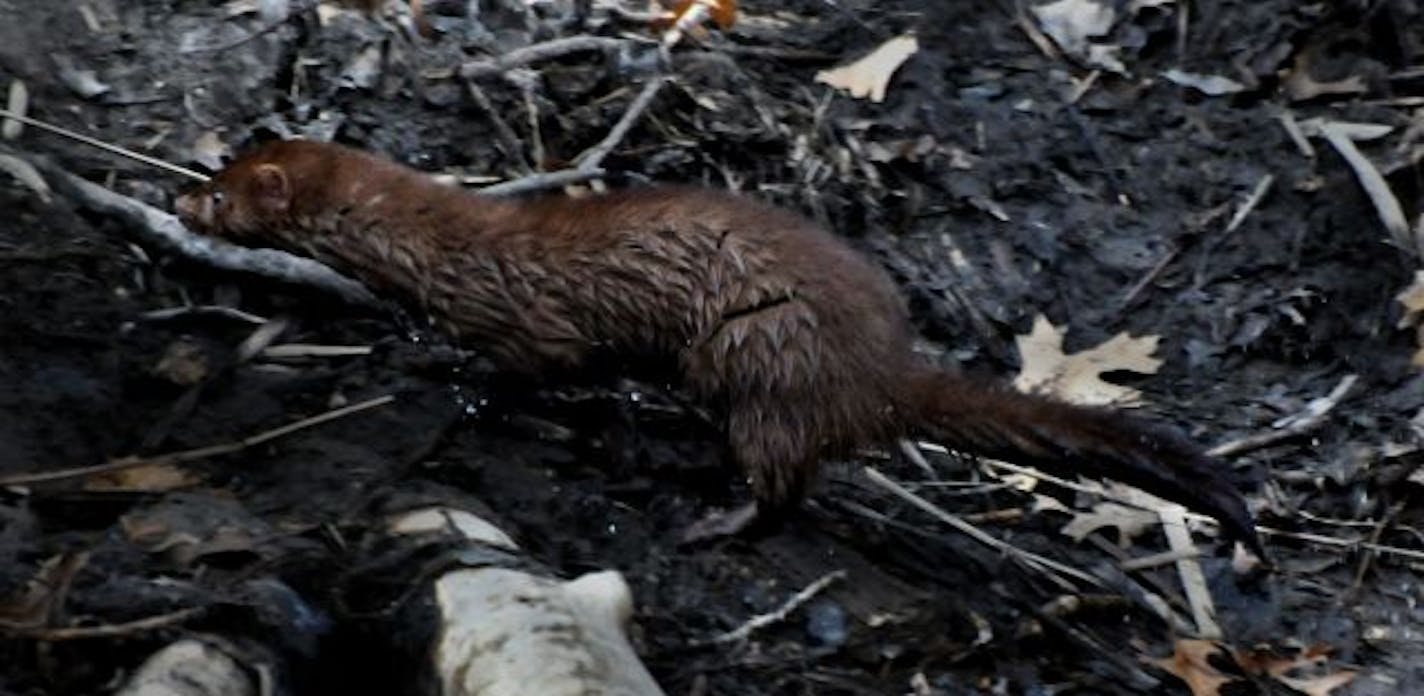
[84,462,200,492]
[1059,501,1159,545]
[1237,644,1357,696]
[815,34,918,103]
[1396,271,1424,329]
[1012,314,1162,406]
[1151,640,1235,696]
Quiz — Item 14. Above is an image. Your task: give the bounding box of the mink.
[175,139,1260,552]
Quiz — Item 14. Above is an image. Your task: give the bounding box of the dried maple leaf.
[814,34,918,103]
[1154,640,1359,696]
[1151,640,1238,696]
[1012,315,1162,406]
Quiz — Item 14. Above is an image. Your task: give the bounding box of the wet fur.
[175,140,1258,548]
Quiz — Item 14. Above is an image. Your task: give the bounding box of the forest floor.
[2,1,1423,694]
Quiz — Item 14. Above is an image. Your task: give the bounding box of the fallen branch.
[701,569,847,646]
[1207,374,1358,457]
[574,76,670,171]
[459,36,628,80]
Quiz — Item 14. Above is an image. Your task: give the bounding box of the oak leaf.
[1013,315,1161,406]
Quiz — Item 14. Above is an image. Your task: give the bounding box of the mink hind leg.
[678,398,821,543]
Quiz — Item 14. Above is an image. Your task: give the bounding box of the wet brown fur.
[175,140,1259,548]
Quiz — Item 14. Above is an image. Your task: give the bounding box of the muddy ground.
[2,0,1423,694]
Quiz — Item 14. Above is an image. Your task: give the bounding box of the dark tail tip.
[905,371,1265,557]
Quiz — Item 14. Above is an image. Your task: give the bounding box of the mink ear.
[250,163,291,213]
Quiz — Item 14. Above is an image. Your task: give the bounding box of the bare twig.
[574,76,669,171]
[140,305,269,324]
[863,466,1101,589]
[466,81,532,174]
[1158,505,1220,639]
[1223,173,1275,236]
[701,570,847,645]
[1276,110,1315,158]
[261,344,374,359]
[0,108,208,181]
[1207,374,1358,457]
[15,607,205,642]
[459,36,628,80]
[0,395,395,487]
[478,167,608,196]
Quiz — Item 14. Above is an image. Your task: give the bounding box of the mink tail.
[897,369,1262,556]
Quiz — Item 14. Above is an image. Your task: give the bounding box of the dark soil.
[2,0,1423,694]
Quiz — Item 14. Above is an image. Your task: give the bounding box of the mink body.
[175,140,1258,549]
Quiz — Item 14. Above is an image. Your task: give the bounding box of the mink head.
[174,140,326,243]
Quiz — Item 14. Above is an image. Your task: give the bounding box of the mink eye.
[211,190,225,205]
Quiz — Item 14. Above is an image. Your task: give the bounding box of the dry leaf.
[1059,501,1159,545]
[1012,315,1162,406]
[153,338,210,386]
[1151,640,1236,696]
[1277,671,1358,696]
[815,34,918,103]
[1237,644,1358,696]
[190,131,230,172]
[1395,272,1424,365]
[1032,0,1115,57]
[84,462,201,492]
[1154,640,1358,696]
[1285,52,1367,102]
[0,552,89,628]
[1162,69,1244,96]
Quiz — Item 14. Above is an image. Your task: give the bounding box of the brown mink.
[175,139,1260,552]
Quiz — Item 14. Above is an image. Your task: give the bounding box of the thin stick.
[1159,505,1221,639]
[465,81,531,174]
[140,305,270,325]
[478,167,608,196]
[261,344,373,359]
[0,394,395,487]
[459,36,628,79]
[1207,374,1357,457]
[574,76,669,171]
[701,569,846,645]
[17,607,205,642]
[0,108,209,181]
[863,466,1101,589]
[244,394,394,447]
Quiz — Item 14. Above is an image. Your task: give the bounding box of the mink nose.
[174,194,202,226]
